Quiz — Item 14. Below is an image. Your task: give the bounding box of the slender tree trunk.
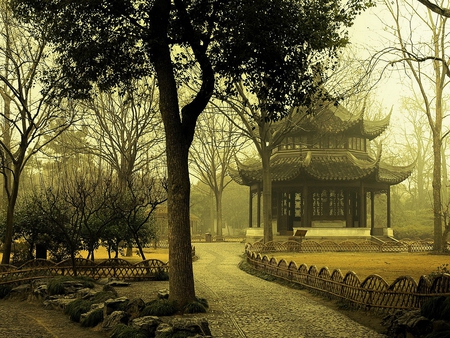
[261,148,273,243]
[1,164,21,265]
[215,190,223,239]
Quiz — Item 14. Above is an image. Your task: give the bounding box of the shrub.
[183,301,207,314]
[64,299,92,322]
[141,299,177,316]
[154,269,169,281]
[47,277,68,295]
[421,296,447,320]
[428,264,450,282]
[0,285,12,299]
[81,308,104,327]
[110,324,147,338]
[91,290,118,303]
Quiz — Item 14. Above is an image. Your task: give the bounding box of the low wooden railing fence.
[245,244,450,313]
[0,258,169,287]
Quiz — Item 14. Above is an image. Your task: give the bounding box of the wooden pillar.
[387,187,391,228]
[359,184,366,228]
[370,191,375,235]
[257,185,261,228]
[302,185,308,227]
[249,188,253,228]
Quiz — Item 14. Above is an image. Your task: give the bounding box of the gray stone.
[102,283,118,297]
[131,316,162,336]
[104,296,129,316]
[157,289,169,299]
[33,284,48,300]
[107,280,131,287]
[126,298,145,320]
[102,310,128,330]
[43,297,76,310]
[170,318,212,336]
[9,284,31,299]
[155,323,174,337]
[77,287,97,299]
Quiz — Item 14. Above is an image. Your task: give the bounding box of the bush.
[64,299,92,322]
[0,285,12,299]
[154,269,169,281]
[81,308,104,327]
[141,299,177,316]
[110,324,147,338]
[183,301,207,314]
[421,296,450,320]
[47,277,67,295]
[428,264,450,282]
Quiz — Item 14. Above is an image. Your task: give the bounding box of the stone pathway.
[192,242,387,338]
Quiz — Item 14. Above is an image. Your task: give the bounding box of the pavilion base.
[293,227,371,239]
[245,226,396,242]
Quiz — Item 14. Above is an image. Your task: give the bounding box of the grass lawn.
[268,251,450,284]
[82,247,169,264]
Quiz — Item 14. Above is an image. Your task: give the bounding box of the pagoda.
[230,100,414,240]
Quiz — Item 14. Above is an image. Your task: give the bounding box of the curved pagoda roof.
[290,100,391,140]
[229,150,414,187]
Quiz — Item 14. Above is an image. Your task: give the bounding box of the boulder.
[104,296,129,317]
[131,316,162,336]
[77,287,97,300]
[155,323,174,337]
[102,284,118,297]
[157,289,169,299]
[107,280,131,287]
[169,318,212,336]
[126,298,146,320]
[9,284,31,300]
[102,310,128,330]
[32,284,48,300]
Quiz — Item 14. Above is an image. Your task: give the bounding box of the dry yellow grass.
[82,247,169,263]
[268,251,450,284]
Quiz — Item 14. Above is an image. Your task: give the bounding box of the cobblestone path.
[193,242,387,338]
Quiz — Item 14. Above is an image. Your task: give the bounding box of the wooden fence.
[0,258,169,287]
[245,243,450,313]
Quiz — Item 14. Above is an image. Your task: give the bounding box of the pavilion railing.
[247,239,437,254]
[245,243,450,313]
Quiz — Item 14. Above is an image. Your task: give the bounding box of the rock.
[170,318,212,336]
[33,284,48,300]
[107,280,131,287]
[97,278,110,285]
[43,297,76,311]
[397,310,432,336]
[131,316,162,336]
[104,296,129,316]
[126,298,146,321]
[102,284,118,297]
[9,284,31,300]
[61,280,85,295]
[102,310,128,330]
[77,287,97,299]
[155,323,174,337]
[157,289,169,299]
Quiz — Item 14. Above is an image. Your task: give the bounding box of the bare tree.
[0,4,75,264]
[189,104,248,238]
[381,0,450,251]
